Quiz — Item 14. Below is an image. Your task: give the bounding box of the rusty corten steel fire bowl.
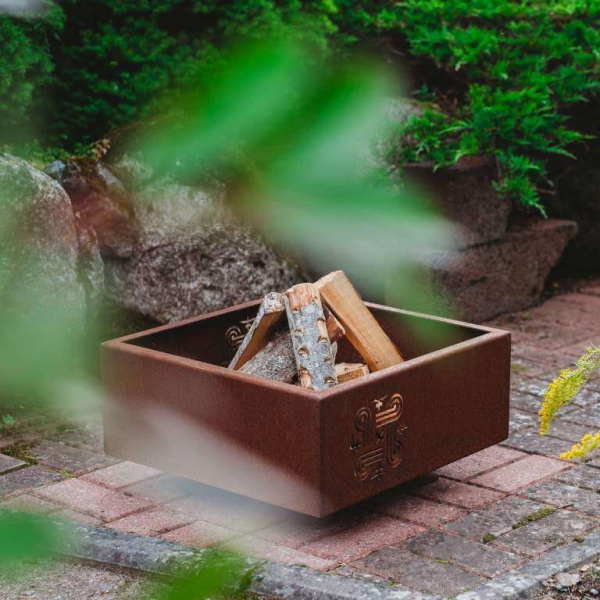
[102,300,510,517]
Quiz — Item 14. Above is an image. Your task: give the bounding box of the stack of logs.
[228,270,405,391]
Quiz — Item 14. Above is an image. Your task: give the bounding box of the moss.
[575,536,586,543]
[2,442,38,466]
[482,533,496,544]
[512,507,555,530]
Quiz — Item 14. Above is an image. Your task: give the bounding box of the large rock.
[45,159,134,257]
[103,181,303,323]
[404,157,512,248]
[418,218,578,322]
[0,153,87,326]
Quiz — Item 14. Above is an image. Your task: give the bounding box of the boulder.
[103,180,303,323]
[404,157,512,248]
[45,159,134,257]
[0,153,87,326]
[418,219,578,322]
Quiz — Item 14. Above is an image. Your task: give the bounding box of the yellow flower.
[539,345,600,436]
[561,432,600,461]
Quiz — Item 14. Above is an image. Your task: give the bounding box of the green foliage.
[0,2,64,143]
[335,0,600,210]
[49,0,338,145]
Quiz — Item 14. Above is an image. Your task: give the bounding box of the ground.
[1,276,600,599]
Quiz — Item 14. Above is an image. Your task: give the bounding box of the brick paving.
[1,281,600,597]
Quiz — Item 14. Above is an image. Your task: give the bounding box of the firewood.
[229,292,285,370]
[239,329,297,383]
[285,283,338,391]
[316,271,404,371]
[335,362,370,384]
[323,305,345,343]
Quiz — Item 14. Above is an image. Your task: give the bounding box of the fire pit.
[102,293,510,517]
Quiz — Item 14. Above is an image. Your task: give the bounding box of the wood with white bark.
[335,362,370,384]
[228,292,285,370]
[239,329,297,383]
[285,283,338,391]
[316,271,404,371]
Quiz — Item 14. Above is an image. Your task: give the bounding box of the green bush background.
[2,0,600,211]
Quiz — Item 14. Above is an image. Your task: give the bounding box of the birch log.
[316,271,404,371]
[285,283,338,391]
[228,292,285,370]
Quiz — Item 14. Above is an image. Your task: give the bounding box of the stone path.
[1,278,600,598]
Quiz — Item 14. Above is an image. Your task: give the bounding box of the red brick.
[225,536,335,570]
[161,520,237,547]
[370,493,466,527]
[299,516,424,563]
[107,508,191,536]
[35,478,152,522]
[0,494,58,514]
[83,461,161,489]
[255,512,363,549]
[471,455,569,492]
[437,446,527,480]
[411,478,504,510]
[53,508,103,526]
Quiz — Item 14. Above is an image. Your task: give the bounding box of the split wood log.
[335,362,370,384]
[285,283,338,391]
[323,305,345,343]
[239,329,297,383]
[228,292,285,370]
[316,270,404,371]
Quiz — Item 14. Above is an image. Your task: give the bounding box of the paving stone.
[566,403,600,429]
[106,507,192,536]
[471,455,568,491]
[83,461,162,489]
[353,546,485,596]
[369,491,466,526]
[0,465,65,499]
[544,420,595,442]
[35,478,152,522]
[521,479,600,515]
[166,488,291,534]
[494,509,597,556]
[53,508,103,526]
[410,477,505,509]
[332,564,391,585]
[436,446,526,480]
[0,453,25,475]
[225,535,336,570]
[27,439,117,475]
[402,530,523,577]
[502,429,578,458]
[555,466,600,491]
[160,520,238,547]
[254,512,362,549]
[49,420,105,453]
[510,389,546,413]
[299,515,424,563]
[445,495,548,542]
[512,344,584,371]
[510,359,551,379]
[515,378,552,398]
[0,493,59,514]
[510,409,539,433]
[121,474,194,503]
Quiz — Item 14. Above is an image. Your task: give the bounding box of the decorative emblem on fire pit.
[351,393,407,481]
[225,317,255,349]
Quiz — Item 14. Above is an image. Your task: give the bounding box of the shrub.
[49,0,338,146]
[0,3,63,144]
[335,0,600,211]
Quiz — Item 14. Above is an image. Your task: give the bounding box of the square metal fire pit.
[102,300,510,517]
